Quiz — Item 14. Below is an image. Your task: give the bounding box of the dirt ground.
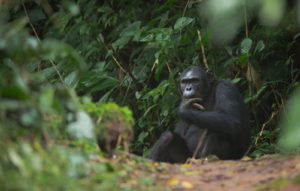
[150,155,300,191]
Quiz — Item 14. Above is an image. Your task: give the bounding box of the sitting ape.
[148,66,250,163]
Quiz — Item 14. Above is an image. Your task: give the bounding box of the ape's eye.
[191,79,199,83]
[181,79,188,83]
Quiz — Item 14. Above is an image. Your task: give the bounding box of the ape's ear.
[205,69,217,84]
[178,72,181,77]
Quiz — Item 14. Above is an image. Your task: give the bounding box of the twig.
[197,30,209,69]
[180,0,190,37]
[243,0,248,39]
[191,128,208,159]
[111,54,128,74]
[40,0,54,17]
[254,112,275,146]
[195,29,209,160]
[22,0,67,88]
[243,0,253,97]
[97,37,139,86]
[121,80,132,105]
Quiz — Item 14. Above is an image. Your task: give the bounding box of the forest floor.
[140,155,300,191]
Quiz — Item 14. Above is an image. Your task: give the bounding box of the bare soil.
[150,155,300,191]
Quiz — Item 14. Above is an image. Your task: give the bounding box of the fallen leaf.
[181,181,194,189]
[281,170,287,176]
[151,162,159,167]
[184,170,203,175]
[227,169,234,174]
[242,156,253,161]
[181,164,190,168]
[167,177,180,186]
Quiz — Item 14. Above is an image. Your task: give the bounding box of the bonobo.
[148,66,250,163]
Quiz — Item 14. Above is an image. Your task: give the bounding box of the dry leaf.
[241,156,252,161]
[151,162,159,167]
[246,65,262,91]
[184,170,203,175]
[167,177,180,186]
[181,181,194,189]
[181,164,190,168]
[227,169,234,174]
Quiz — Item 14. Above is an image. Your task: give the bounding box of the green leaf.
[64,71,79,89]
[79,24,90,35]
[56,13,73,32]
[254,40,265,54]
[38,66,56,79]
[135,91,141,99]
[120,21,141,37]
[241,38,253,54]
[137,132,149,143]
[278,88,300,152]
[90,76,118,92]
[68,3,80,15]
[238,53,248,62]
[143,82,169,99]
[39,87,54,113]
[142,104,158,118]
[97,5,113,13]
[174,17,194,30]
[2,85,29,100]
[155,33,170,41]
[224,57,237,67]
[149,28,172,34]
[139,34,154,42]
[244,85,267,103]
[67,111,95,139]
[21,108,40,126]
[41,39,85,70]
[28,8,46,22]
[8,149,25,173]
[112,36,130,50]
[232,78,242,84]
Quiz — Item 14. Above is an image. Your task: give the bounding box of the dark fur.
[148,66,250,163]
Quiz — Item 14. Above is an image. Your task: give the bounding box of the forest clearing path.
[148,155,300,191]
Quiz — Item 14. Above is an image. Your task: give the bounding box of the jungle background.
[1,0,300,190]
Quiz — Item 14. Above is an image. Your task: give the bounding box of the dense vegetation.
[1,0,300,189]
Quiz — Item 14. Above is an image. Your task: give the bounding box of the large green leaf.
[1,85,29,100]
[241,38,253,54]
[174,17,194,30]
[120,21,141,37]
[90,76,119,92]
[254,40,265,54]
[64,71,79,89]
[112,36,131,50]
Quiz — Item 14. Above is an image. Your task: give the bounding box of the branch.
[22,0,68,88]
[197,30,209,69]
[97,37,140,88]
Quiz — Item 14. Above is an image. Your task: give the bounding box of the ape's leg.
[148,131,173,162]
[148,131,191,163]
[167,133,192,163]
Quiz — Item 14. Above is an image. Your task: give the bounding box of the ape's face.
[180,67,209,104]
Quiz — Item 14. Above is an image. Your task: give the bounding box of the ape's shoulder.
[216,79,241,96]
[218,79,238,88]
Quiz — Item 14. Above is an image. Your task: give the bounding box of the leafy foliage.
[277,88,300,153]
[1,0,300,188]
